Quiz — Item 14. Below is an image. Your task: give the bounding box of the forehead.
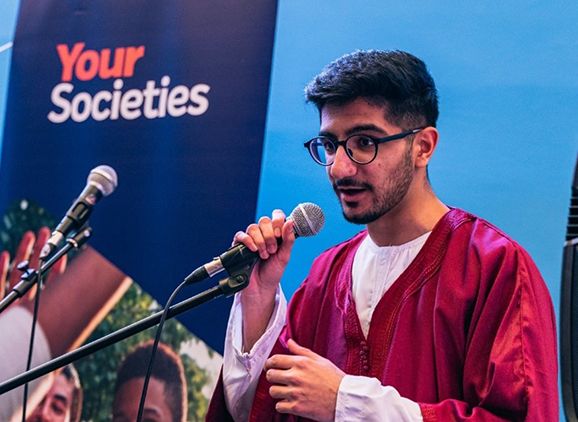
[319,98,398,133]
[49,374,74,400]
[112,377,173,421]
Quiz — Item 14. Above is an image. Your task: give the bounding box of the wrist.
[240,285,279,352]
[240,280,278,305]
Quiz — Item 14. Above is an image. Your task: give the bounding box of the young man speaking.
[208,50,558,421]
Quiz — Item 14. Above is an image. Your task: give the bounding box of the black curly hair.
[305,50,438,128]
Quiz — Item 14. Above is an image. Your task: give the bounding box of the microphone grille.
[88,165,118,196]
[289,202,325,237]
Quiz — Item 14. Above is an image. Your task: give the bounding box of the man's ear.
[414,127,439,168]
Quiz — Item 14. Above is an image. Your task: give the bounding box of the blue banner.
[0,0,278,353]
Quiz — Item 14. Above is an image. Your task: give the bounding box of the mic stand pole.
[0,227,92,315]
[0,268,250,394]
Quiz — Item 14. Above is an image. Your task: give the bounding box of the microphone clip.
[218,271,250,297]
[216,247,256,296]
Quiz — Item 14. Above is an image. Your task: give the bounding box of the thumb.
[287,338,316,357]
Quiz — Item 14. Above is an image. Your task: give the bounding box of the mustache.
[333,178,373,190]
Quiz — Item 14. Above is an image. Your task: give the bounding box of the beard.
[334,143,414,225]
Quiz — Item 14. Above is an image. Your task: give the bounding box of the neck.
[366,180,449,246]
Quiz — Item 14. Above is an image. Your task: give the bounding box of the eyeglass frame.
[303,127,426,166]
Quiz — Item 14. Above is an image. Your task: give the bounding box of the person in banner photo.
[112,341,188,422]
[0,225,131,421]
[206,50,558,421]
[0,216,217,420]
[26,364,83,422]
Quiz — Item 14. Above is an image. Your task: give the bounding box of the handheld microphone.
[40,165,118,260]
[185,202,325,284]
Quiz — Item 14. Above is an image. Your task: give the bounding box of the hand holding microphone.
[217,203,324,352]
[185,203,324,288]
[232,203,323,294]
[234,208,297,295]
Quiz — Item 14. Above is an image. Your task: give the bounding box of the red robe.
[207,208,558,421]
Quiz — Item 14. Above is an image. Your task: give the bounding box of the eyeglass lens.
[310,136,376,165]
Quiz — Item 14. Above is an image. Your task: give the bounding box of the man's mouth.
[333,180,372,202]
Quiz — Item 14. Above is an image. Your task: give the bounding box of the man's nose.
[329,145,357,179]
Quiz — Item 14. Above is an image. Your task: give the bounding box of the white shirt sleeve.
[336,375,423,421]
[221,287,423,422]
[0,306,53,422]
[223,286,287,422]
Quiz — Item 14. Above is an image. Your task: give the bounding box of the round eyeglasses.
[303,127,425,166]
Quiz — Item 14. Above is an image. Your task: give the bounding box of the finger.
[23,228,52,300]
[266,368,294,386]
[0,251,10,299]
[275,400,299,416]
[258,216,278,255]
[269,384,293,400]
[13,231,35,264]
[25,283,39,302]
[246,223,269,260]
[277,220,296,258]
[271,209,287,238]
[9,231,35,286]
[232,230,258,251]
[266,354,298,370]
[52,254,68,275]
[46,254,68,285]
[287,338,317,358]
[29,227,50,271]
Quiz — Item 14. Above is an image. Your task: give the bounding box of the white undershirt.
[223,232,430,421]
[352,233,430,337]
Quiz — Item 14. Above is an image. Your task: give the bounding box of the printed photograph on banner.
[0,199,222,421]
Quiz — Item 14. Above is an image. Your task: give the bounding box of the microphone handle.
[40,185,101,259]
[183,214,306,285]
[220,242,260,274]
[184,242,259,285]
[54,184,102,234]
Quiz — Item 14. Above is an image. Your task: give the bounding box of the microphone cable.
[20,269,45,422]
[18,227,91,421]
[136,278,189,421]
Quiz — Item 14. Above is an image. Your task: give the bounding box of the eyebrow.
[53,393,69,406]
[319,124,389,138]
[143,407,163,417]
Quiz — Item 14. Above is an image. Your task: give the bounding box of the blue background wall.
[1,0,576,418]
[256,1,578,310]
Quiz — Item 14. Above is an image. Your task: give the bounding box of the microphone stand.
[0,227,92,315]
[0,267,250,395]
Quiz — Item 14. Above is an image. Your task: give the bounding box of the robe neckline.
[340,208,472,377]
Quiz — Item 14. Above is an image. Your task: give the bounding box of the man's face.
[26,374,75,422]
[112,377,174,422]
[321,98,415,224]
